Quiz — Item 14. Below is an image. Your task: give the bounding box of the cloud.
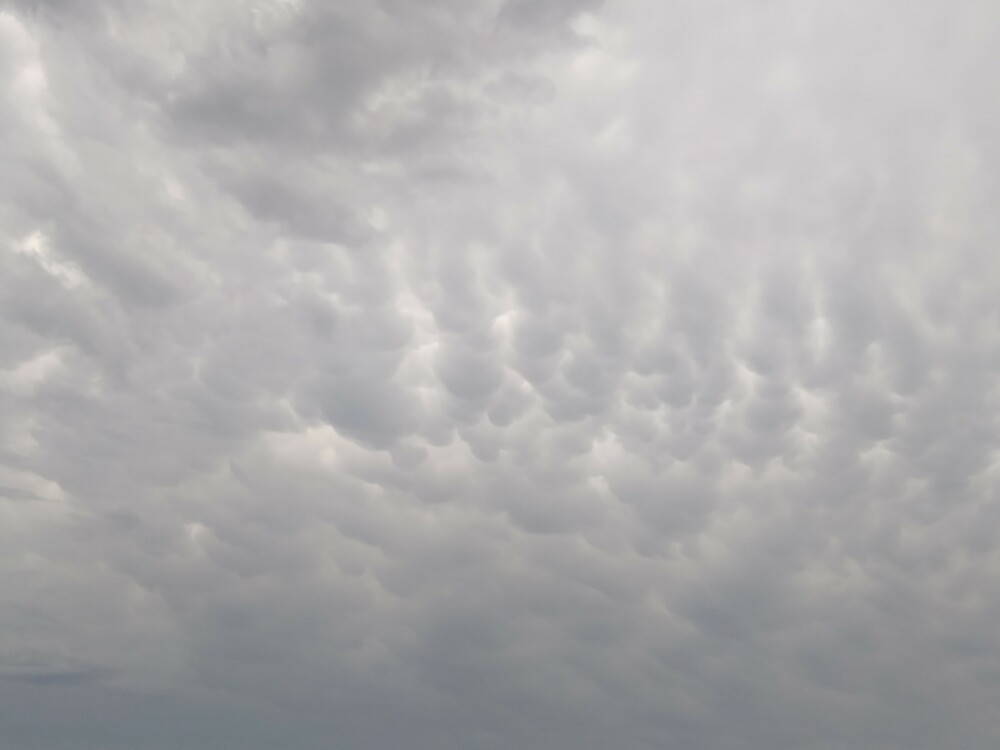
[2,1,1000,749]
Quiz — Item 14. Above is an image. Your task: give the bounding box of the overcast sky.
[2,1,1000,748]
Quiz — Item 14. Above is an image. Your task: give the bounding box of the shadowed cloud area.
[2,1,1000,748]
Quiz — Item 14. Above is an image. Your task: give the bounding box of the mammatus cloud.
[2,1,1000,748]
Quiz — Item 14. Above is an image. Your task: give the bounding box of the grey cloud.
[498,0,604,32]
[3,0,1000,749]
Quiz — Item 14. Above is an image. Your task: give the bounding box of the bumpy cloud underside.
[2,1,1000,748]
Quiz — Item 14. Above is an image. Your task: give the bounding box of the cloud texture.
[2,1,1000,748]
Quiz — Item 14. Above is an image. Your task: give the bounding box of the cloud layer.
[2,1,1000,748]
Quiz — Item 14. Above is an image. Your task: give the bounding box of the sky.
[1,1,1000,748]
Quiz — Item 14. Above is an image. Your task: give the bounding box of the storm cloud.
[2,1,1000,748]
